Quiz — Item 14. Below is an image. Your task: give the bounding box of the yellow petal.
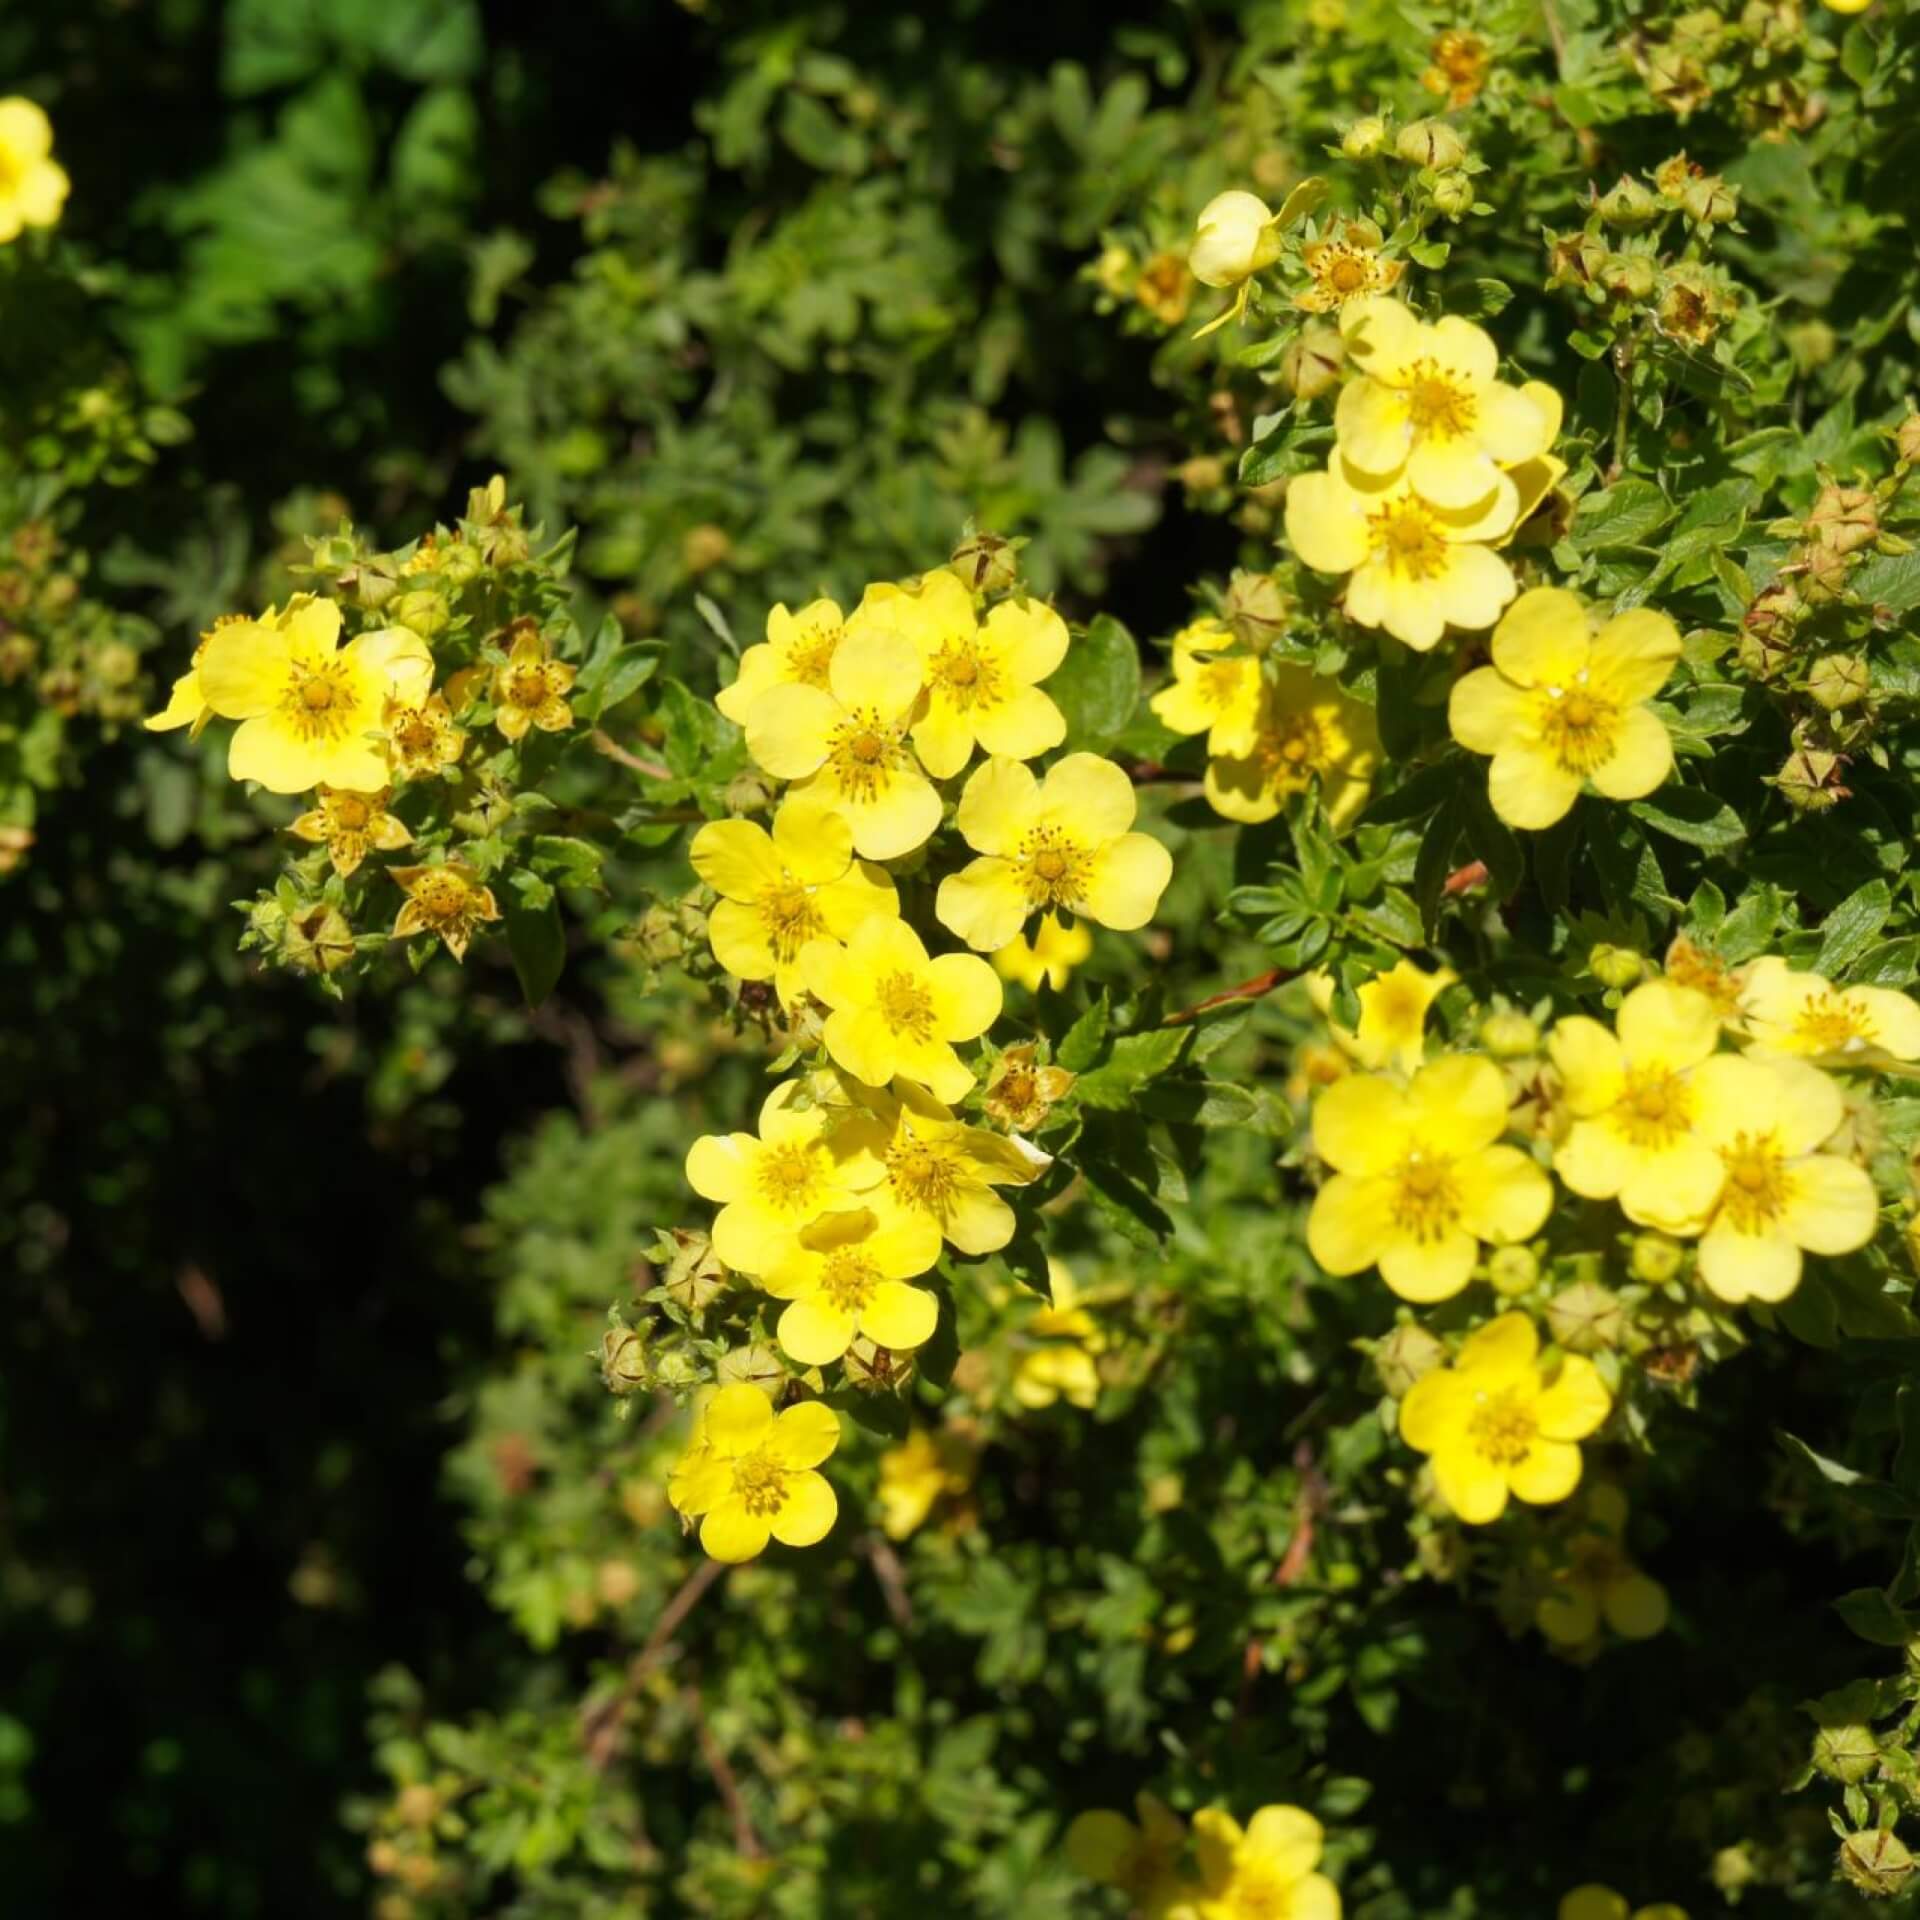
[1306,1173,1389,1275]
[709,901,776,982]
[1312,1073,1413,1175]
[1618,1137,1725,1234]
[1348,558,1448,651]
[746,684,841,779]
[1549,1017,1626,1115]
[844,769,944,861]
[1433,1445,1512,1523]
[936,859,1031,953]
[1553,1119,1639,1202]
[1489,587,1591,689]
[1616,979,1721,1072]
[894,1034,976,1104]
[1509,1438,1584,1506]
[769,1398,841,1468]
[911,698,977,781]
[829,625,923,716]
[1778,1153,1879,1255]
[1478,378,1555,464]
[1488,741,1584,830]
[1242,1805,1322,1881]
[982,598,1070,683]
[1409,437,1505,512]
[703,1383,776,1457]
[956,756,1041,855]
[824,1006,902,1089]
[778,1296,857,1364]
[1585,705,1673,801]
[1191,1808,1244,1891]
[1447,666,1534,755]
[1697,1219,1801,1303]
[940,1182,1017,1256]
[0,98,53,161]
[1589,608,1683,702]
[1338,293,1422,369]
[1378,1228,1477,1302]
[1287,1873,1342,1920]
[686,1132,752,1202]
[198,623,295,718]
[228,714,341,795]
[1455,1311,1539,1382]
[689,819,783,901]
[1455,1145,1554,1245]
[1533,1354,1612,1440]
[700,1500,772,1563]
[1428,314,1498,386]
[145,667,208,733]
[770,791,855,884]
[1405,1054,1510,1153]
[1399,1369,1474,1452]
[973,683,1067,762]
[1430,541,1519,637]
[1334,376,1414,478]
[1285,467,1370,575]
[1038,752,1138,840]
[861,1279,938,1351]
[1082,832,1172,930]
[768,1470,837,1547]
[1687,1052,1796,1150]
[927,952,1003,1039]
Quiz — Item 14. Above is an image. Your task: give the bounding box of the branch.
[581,1558,727,1769]
[590,728,673,781]
[1162,967,1293,1028]
[687,1686,765,1859]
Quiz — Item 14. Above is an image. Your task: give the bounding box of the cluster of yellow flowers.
[1066,1794,1341,1920]
[669,572,1175,1562]
[0,98,70,245]
[1299,953,1902,1524]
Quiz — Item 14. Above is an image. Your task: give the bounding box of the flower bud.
[1479,1009,1541,1058]
[654,1228,729,1313]
[1340,115,1390,158]
[1545,228,1609,291]
[948,529,1020,596]
[284,903,356,975]
[1174,455,1229,494]
[1710,1845,1758,1894]
[1785,319,1836,374]
[716,1341,786,1395]
[1653,153,1699,200]
[843,1332,917,1393]
[1895,414,1920,469]
[1429,170,1475,219]
[1394,119,1467,169]
[1223,568,1292,652]
[1280,325,1345,401]
[600,1323,650,1396]
[1189,191,1284,288]
[1486,1246,1539,1297]
[596,1559,642,1607]
[1092,244,1135,298]
[1838,1827,1914,1898]
[391,588,448,638]
[395,1784,440,1829]
[724,769,775,817]
[0,824,33,875]
[1546,1280,1626,1353]
[1373,1322,1445,1398]
[1814,1720,1883,1783]
[1809,484,1880,557]
[1808,653,1870,711]
[1773,745,1849,812]
[1589,944,1645,990]
[1596,176,1661,230]
[682,524,733,575]
[1680,173,1738,225]
[1599,253,1656,301]
[1799,538,1854,604]
[1629,1234,1685,1284]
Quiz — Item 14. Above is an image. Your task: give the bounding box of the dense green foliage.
[7,3,1920,1919]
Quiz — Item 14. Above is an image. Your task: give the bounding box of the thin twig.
[580,1559,727,1769]
[590,728,673,781]
[861,1533,914,1632]
[687,1686,765,1858]
[1162,967,1293,1028]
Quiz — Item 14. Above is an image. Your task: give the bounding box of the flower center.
[302,679,336,711]
[729,1448,792,1517]
[1199,659,1250,711]
[786,628,840,688]
[929,639,1001,710]
[1536,677,1621,774]
[1715,1130,1789,1232]
[758,879,824,963]
[1793,992,1872,1053]
[411,871,471,923]
[819,1249,882,1315]
[1255,711,1334,796]
[1611,1066,1693,1149]
[876,970,937,1040]
[886,1134,960,1218]
[1404,359,1477,440]
[1328,252,1371,294]
[329,794,371,831]
[1017,826,1092,909]
[826,709,904,802]
[1467,1387,1538,1466]
[1223,1865,1294,1920]
[755,1141,824,1215]
[1367,497,1450,581]
[1390,1147,1462,1241]
[283,659,360,740]
[504,663,551,709]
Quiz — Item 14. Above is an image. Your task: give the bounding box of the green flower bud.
[1896,414,1920,469]
[1430,170,1475,218]
[1395,119,1467,169]
[1589,944,1646,989]
[1546,1280,1627,1353]
[1772,745,1849,813]
[1838,1827,1914,1898]
[1786,319,1836,374]
[1373,1322,1445,1397]
[1710,1845,1758,1893]
[1545,228,1610,291]
[948,530,1021,596]
[1340,115,1390,158]
[1629,1234,1685,1284]
[1680,173,1738,226]
[1814,1720,1883,1783]
[1598,253,1657,301]
[655,1228,729,1313]
[1596,176,1661,230]
[391,588,449,639]
[1487,1246,1540,1296]
[283,902,356,975]
[717,1341,787,1396]
[1479,1009,1541,1058]
[1223,568,1292,653]
[1808,653,1870,711]
[1809,484,1880,558]
[724,769,775,817]
[1280,324,1345,401]
[600,1323,650,1396]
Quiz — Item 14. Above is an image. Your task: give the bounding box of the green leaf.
[1136,1079,1265,1128]
[1571,478,1674,553]
[501,887,566,1008]
[1849,938,1920,988]
[1780,1434,1920,1520]
[1074,1027,1192,1108]
[1057,994,1110,1073]
[1630,786,1746,852]
[1815,880,1893,977]
[1834,1589,1917,1649]
[1051,615,1141,751]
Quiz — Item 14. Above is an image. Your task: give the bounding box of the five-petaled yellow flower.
[383,690,467,781]
[1203,665,1380,828]
[1191,1804,1342,1920]
[144,615,249,741]
[877,1426,978,1541]
[884,572,1068,779]
[0,99,70,243]
[858,1080,1047,1256]
[993,914,1093,993]
[1149,617,1262,757]
[291,786,412,878]
[389,861,500,963]
[1296,218,1403,314]
[760,1206,940,1365]
[666,1383,839,1564]
[1400,1312,1612,1523]
[690,794,897,1006]
[935,753,1172,953]
[1448,587,1681,829]
[193,597,431,794]
[1536,1483,1670,1647]
[1013,1258,1104,1410]
[1307,958,1456,1075]
[1550,981,1725,1231]
[1336,297,1559,508]
[1064,1793,1192,1919]
[489,623,576,742]
[1739,956,1920,1069]
[1682,1052,1877,1303]
[714,597,844,725]
[1308,1055,1553,1303]
[1285,458,1520,651]
[801,915,1002,1103]
[982,1042,1076,1132]
[744,625,940,859]
[1560,1887,1690,1920]
[686,1078,881,1275]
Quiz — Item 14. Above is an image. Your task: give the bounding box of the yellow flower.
[1682,1053,1878,1303]
[1421,29,1491,108]
[877,1426,978,1540]
[1336,298,1561,509]
[1065,1793,1192,1918]
[389,862,500,963]
[993,914,1094,993]
[144,614,249,740]
[1014,1258,1104,1410]
[1550,981,1727,1231]
[685,1078,883,1275]
[666,1383,839,1563]
[759,1206,940,1365]
[982,1043,1076,1132]
[935,753,1172,953]
[860,1080,1047,1255]
[714,598,845,724]
[744,624,940,860]
[1448,587,1681,830]
[1307,958,1456,1074]
[689,793,898,1006]
[801,915,1002,1103]
[1662,934,1744,1019]
[1738,955,1920,1069]
[1536,1484,1670,1647]
[898,577,1069,780]
[1308,1056,1553,1303]
[1295,219,1404,314]
[1203,666,1379,828]
[1285,457,1519,651]
[290,786,412,878]
[382,690,467,782]
[196,597,432,794]
[0,99,70,243]
[1149,619,1263,756]
[1190,190,1285,288]
[1135,250,1195,327]
[1821,0,1871,11]
[490,623,576,742]
[1191,1803,1341,1920]
[1401,1313,1612,1523]
[1560,1889,1689,1920]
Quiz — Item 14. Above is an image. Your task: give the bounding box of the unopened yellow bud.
[1487,1246,1539,1296]
[1589,944,1646,989]
[1629,1233,1685,1283]
[1479,1010,1540,1058]
[1394,119,1467,169]
[1190,190,1284,288]
[1341,115,1390,158]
